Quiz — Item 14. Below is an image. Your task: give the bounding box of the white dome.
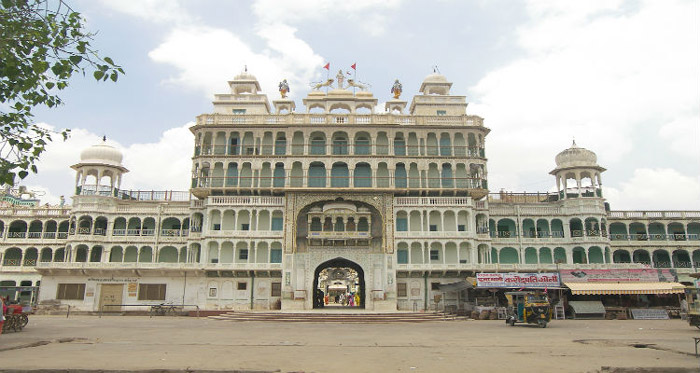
[80,142,124,168]
[233,71,258,81]
[555,141,598,168]
[419,72,452,94]
[423,72,448,84]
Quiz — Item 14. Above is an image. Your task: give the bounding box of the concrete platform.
[0,316,698,372]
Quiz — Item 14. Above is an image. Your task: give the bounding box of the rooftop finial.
[103,135,107,142]
[244,65,247,72]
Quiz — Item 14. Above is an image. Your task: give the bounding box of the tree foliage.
[0,0,123,185]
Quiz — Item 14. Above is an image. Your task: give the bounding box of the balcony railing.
[2,259,20,266]
[193,176,486,190]
[395,231,470,237]
[394,197,472,206]
[196,113,485,127]
[207,196,284,206]
[609,233,699,241]
[490,231,568,239]
[111,229,189,237]
[197,143,486,158]
[308,231,370,239]
[78,185,191,201]
[609,210,700,219]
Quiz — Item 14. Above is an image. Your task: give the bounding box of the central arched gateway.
[312,257,365,309]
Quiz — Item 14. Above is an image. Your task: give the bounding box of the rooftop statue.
[391,79,403,99]
[311,79,334,90]
[347,79,368,91]
[335,69,345,89]
[278,79,290,98]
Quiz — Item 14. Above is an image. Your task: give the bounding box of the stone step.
[210,311,458,323]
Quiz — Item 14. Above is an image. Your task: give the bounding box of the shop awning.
[438,280,473,292]
[564,282,686,295]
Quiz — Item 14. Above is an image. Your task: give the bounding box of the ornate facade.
[0,70,698,312]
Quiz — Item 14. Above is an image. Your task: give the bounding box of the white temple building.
[0,69,697,312]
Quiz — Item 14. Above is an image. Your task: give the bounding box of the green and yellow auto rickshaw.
[505,291,552,328]
[684,287,700,329]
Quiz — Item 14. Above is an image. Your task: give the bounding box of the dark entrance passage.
[312,257,365,309]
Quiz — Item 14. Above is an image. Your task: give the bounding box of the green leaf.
[0,0,122,184]
[51,64,63,76]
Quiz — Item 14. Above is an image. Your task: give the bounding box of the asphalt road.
[1,316,699,372]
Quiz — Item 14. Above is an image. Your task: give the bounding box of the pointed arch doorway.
[312,257,365,309]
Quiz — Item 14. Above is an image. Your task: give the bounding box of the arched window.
[439,133,451,156]
[334,217,344,232]
[308,162,326,187]
[332,133,348,155]
[394,134,406,156]
[441,163,453,188]
[354,133,370,155]
[310,134,326,155]
[358,217,369,231]
[354,163,372,188]
[273,163,285,188]
[395,164,407,188]
[331,163,349,187]
[310,217,322,231]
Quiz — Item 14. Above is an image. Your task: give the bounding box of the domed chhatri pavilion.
[0,69,697,313]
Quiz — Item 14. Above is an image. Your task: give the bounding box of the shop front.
[470,272,563,319]
[562,269,685,319]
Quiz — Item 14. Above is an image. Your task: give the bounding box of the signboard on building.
[560,269,678,283]
[476,273,560,288]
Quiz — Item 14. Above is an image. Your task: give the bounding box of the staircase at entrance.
[210,311,455,323]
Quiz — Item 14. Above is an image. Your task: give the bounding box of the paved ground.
[1,315,699,372]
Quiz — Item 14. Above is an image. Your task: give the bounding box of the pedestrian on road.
[0,296,6,335]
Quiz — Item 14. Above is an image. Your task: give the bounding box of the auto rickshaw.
[505,291,552,328]
[684,287,700,329]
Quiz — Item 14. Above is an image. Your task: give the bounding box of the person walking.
[0,296,6,335]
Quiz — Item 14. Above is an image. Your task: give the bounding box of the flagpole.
[354,64,357,94]
[352,62,357,94]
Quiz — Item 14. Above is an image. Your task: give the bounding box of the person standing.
[354,293,360,307]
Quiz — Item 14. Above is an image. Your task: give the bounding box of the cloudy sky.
[24,0,700,210]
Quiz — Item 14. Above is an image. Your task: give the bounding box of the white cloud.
[470,0,699,196]
[22,123,194,205]
[98,0,192,24]
[120,123,193,191]
[658,114,700,159]
[604,168,700,210]
[144,0,404,98]
[252,0,402,36]
[148,25,323,99]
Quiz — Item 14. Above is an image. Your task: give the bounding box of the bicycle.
[150,303,179,316]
